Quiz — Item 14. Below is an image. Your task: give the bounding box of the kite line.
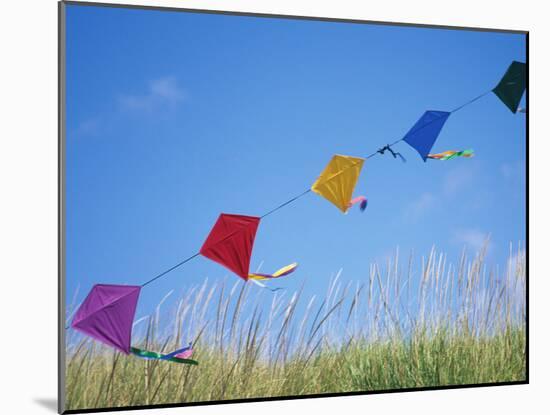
[141,253,201,287]
[137,69,522,289]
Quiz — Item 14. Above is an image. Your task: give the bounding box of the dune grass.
[64,244,526,411]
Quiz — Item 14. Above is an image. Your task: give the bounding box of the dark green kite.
[493,61,526,113]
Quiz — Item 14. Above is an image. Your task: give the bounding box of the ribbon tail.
[249,278,284,292]
[130,347,199,365]
[249,263,298,280]
[160,343,193,360]
[248,263,297,292]
[349,196,368,212]
[428,149,474,160]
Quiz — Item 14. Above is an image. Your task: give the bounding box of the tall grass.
[65,244,526,411]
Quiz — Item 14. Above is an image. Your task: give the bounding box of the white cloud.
[74,117,101,136]
[118,76,185,112]
[443,163,478,196]
[150,77,184,101]
[500,160,525,180]
[453,228,491,253]
[507,247,526,274]
[403,192,436,222]
[441,161,491,210]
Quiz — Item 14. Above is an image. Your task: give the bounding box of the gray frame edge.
[62,0,528,34]
[58,1,67,413]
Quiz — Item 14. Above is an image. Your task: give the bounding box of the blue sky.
[65,5,526,321]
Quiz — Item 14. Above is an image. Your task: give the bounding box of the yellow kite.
[311,154,365,213]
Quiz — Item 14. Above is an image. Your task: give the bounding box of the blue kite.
[403,110,451,162]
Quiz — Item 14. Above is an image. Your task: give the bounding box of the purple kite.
[71,284,141,354]
[71,284,198,364]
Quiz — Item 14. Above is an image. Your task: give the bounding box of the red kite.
[200,214,260,280]
[200,213,297,282]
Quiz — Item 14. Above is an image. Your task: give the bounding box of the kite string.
[260,188,312,219]
[137,80,496,288]
[450,89,493,113]
[450,71,522,114]
[141,252,200,287]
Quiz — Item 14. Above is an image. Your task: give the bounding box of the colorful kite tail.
[349,196,368,212]
[427,149,474,160]
[250,278,285,292]
[130,345,198,365]
[248,262,298,280]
